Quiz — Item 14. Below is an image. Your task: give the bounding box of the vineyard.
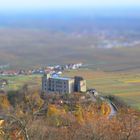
[63,69,140,109]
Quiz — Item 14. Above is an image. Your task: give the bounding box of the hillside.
[0,89,140,140]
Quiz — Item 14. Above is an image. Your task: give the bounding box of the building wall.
[49,78,72,94]
[68,79,75,93]
[74,76,84,92]
[42,74,86,94]
[78,80,87,93]
[42,76,47,92]
[42,74,51,92]
[42,75,74,94]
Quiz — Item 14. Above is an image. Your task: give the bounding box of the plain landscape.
[0,12,140,109]
[0,11,140,70]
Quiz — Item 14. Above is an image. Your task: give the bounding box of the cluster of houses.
[0,63,83,76]
[64,63,83,70]
[0,63,84,93]
[0,69,45,76]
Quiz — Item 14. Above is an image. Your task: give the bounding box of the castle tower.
[74,76,87,93]
[42,73,51,92]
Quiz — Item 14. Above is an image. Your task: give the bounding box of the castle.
[42,74,86,94]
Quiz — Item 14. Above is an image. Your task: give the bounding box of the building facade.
[78,80,87,93]
[42,74,86,94]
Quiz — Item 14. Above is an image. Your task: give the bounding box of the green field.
[63,69,140,110]
[0,75,41,91]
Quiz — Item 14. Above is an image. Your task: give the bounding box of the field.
[0,75,41,91]
[63,69,140,110]
[1,68,140,110]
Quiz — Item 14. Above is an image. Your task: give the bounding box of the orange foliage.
[47,104,66,117]
[74,104,84,124]
[0,95,10,110]
[101,103,111,116]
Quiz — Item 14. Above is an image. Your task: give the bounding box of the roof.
[51,75,73,81]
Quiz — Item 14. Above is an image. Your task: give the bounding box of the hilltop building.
[42,74,86,94]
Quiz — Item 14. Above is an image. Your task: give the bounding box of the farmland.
[1,68,140,110]
[63,69,140,109]
[0,75,41,91]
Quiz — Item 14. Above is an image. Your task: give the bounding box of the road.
[87,92,117,118]
[100,96,117,118]
[108,102,117,118]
